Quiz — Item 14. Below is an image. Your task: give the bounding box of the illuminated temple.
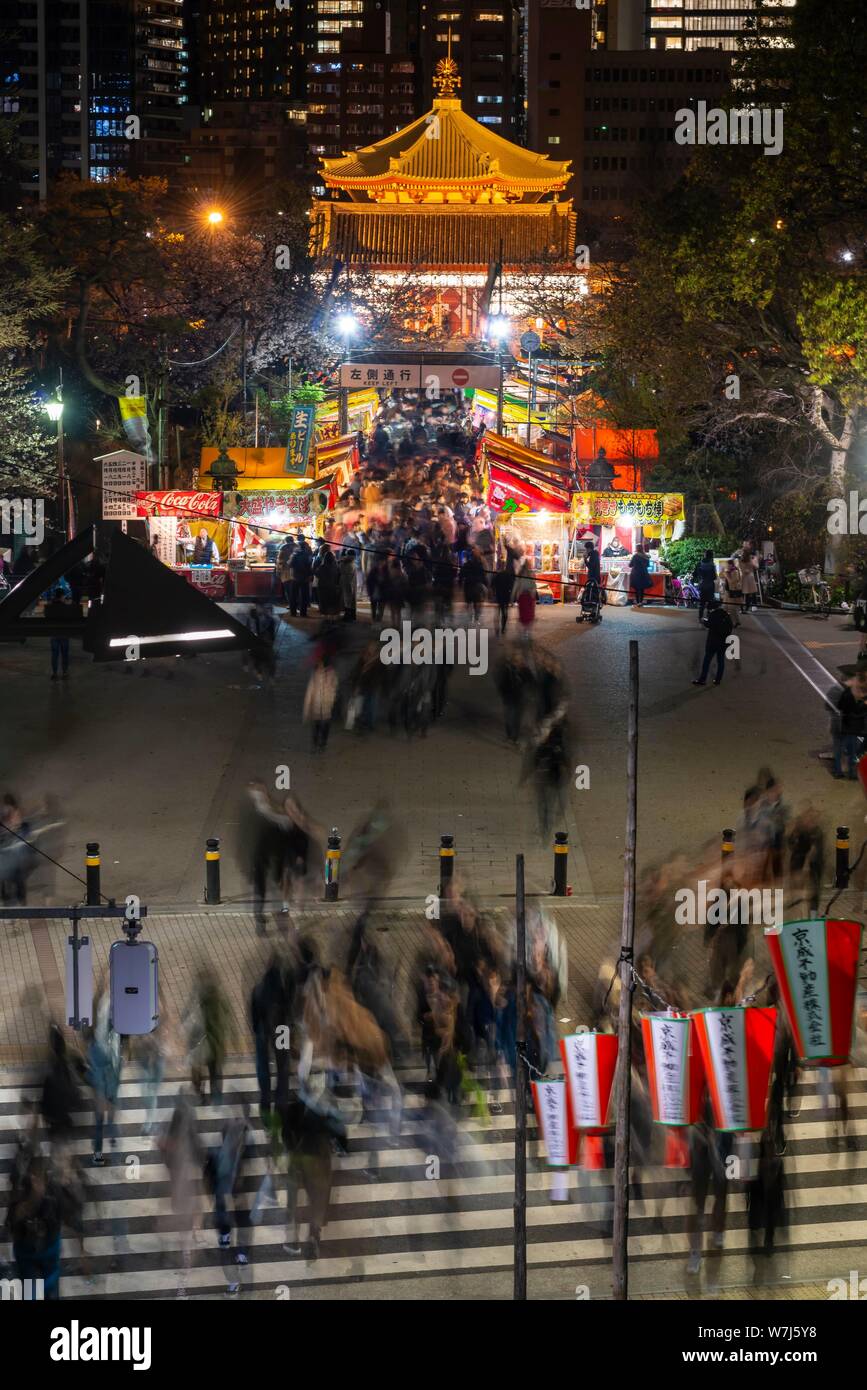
[309,55,577,337]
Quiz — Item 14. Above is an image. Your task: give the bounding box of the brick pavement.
[2,886,864,1064]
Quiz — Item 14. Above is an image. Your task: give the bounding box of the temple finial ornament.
[433,27,460,99]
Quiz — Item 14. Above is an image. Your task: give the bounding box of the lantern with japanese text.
[691,1006,777,1132]
[560,1032,618,1168]
[641,1011,706,1165]
[765,918,862,1066]
[531,1079,578,1168]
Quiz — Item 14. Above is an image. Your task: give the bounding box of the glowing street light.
[43,385,70,540]
[44,397,64,423]
[335,312,359,340]
[487,314,511,342]
[206,208,224,227]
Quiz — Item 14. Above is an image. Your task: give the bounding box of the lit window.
[478,116,502,125]
[475,11,504,20]
[476,94,503,104]
[547,136,560,145]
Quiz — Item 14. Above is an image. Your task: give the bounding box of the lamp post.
[335,312,358,436]
[44,383,70,541]
[488,314,511,436]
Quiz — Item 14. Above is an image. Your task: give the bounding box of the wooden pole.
[513,852,527,1301]
[612,639,639,1300]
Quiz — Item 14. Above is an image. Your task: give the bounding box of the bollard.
[205,837,221,905]
[324,828,341,902]
[721,828,735,862]
[85,843,101,906]
[835,826,850,890]
[439,834,455,898]
[553,830,568,896]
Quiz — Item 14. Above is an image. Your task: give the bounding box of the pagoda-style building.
[310,53,576,339]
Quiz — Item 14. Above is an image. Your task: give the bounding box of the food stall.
[570,491,685,603]
[482,434,573,600]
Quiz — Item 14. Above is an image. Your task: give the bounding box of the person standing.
[492,562,516,635]
[193,528,220,565]
[288,538,313,617]
[45,588,73,680]
[832,678,866,779]
[629,545,652,608]
[303,655,338,753]
[692,549,717,622]
[692,598,734,687]
[740,548,759,612]
[718,558,743,627]
[339,548,357,621]
[277,536,296,603]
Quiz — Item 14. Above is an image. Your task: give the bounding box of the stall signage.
[101,453,147,520]
[488,463,569,515]
[233,488,327,520]
[148,516,177,565]
[571,492,684,525]
[135,491,223,519]
[285,405,317,477]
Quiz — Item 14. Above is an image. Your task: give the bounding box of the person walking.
[313,543,341,617]
[251,954,295,1118]
[87,997,122,1167]
[288,538,313,617]
[303,655,338,753]
[188,970,233,1104]
[692,598,734,687]
[460,547,487,625]
[158,1094,204,1297]
[629,545,652,607]
[514,560,537,637]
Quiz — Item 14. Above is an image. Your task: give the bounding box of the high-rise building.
[305,2,421,174]
[420,2,523,142]
[5,0,189,200]
[526,0,593,198]
[593,0,645,50]
[645,0,795,52]
[199,0,296,101]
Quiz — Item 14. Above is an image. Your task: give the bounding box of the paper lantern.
[765,918,862,1066]
[641,1011,705,1128]
[691,1006,777,1132]
[532,1079,578,1167]
[559,1032,618,1135]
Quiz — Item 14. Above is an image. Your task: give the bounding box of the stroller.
[673,575,700,608]
[576,578,604,624]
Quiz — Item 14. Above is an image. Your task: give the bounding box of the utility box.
[109,939,159,1035]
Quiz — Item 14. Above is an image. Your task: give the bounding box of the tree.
[0,214,70,351]
[0,359,57,496]
[600,0,867,570]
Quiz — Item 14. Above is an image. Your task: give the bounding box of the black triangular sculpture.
[84,528,258,662]
[0,527,95,637]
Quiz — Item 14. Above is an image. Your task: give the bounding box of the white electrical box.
[109,939,159,1035]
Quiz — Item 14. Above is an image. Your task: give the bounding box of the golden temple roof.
[322,98,571,203]
[310,199,576,270]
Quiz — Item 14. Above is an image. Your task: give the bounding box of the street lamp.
[43,385,71,541]
[206,208,224,227]
[335,313,358,434]
[487,315,511,436]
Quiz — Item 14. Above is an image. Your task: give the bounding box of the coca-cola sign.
[135,491,223,518]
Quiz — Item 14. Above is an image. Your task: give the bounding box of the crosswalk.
[0,1062,864,1299]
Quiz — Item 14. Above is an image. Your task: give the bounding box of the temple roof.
[311,199,576,270]
[322,98,571,202]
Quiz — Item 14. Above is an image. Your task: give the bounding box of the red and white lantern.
[559,1031,618,1136]
[531,1079,578,1167]
[691,1006,777,1132]
[641,1011,705,1127]
[765,918,862,1066]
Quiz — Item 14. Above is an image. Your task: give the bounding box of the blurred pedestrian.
[303,654,338,753]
